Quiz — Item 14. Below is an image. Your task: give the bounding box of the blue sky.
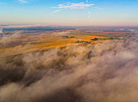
[0,0,138,26]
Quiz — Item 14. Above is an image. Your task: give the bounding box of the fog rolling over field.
[1,0,138,101]
[1,36,138,102]
[0,28,3,34]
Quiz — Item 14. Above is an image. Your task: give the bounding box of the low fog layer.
[1,37,138,102]
[0,28,3,34]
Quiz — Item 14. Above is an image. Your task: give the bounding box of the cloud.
[52,2,94,9]
[50,2,94,16]
[1,31,21,41]
[51,31,71,36]
[88,11,90,19]
[18,0,28,3]
[50,10,61,14]
[0,31,23,47]
[0,28,3,34]
[1,37,138,102]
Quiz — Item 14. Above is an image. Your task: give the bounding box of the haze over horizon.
[0,0,138,26]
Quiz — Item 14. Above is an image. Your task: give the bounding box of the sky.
[0,0,138,26]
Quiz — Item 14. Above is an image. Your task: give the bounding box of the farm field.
[0,30,116,57]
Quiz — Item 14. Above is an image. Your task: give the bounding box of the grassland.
[0,29,134,57]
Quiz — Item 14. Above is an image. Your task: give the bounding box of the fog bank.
[0,38,138,102]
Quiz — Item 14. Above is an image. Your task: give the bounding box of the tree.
[91,38,98,41]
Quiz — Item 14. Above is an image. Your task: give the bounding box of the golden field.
[0,31,108,57]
